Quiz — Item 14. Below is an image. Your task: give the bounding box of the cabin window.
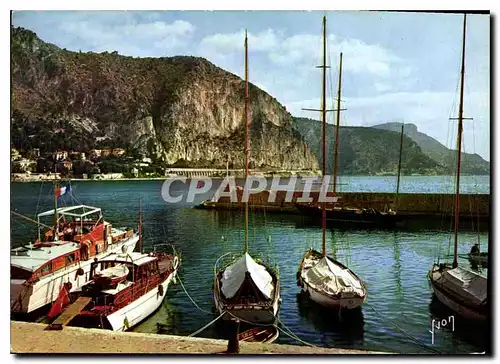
[65,253,76,266]
[40,263,52,276]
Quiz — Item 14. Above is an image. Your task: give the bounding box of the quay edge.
[197,191,489,220]
[10,321,390,354]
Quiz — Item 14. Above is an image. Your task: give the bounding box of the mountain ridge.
[11,26,488,176]
[11,26,319,171]
[372,122,490,175]
[291,117,446,175]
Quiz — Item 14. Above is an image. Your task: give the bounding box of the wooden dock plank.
[46,297,92,330]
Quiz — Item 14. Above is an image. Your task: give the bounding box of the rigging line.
[11,217,29,230]
[225,309,275,327]
[11,210,52,229]
[187,311,226,337]
[364,302,443,354]
[441,59,462,252]
[327,50,335,178]
[71,192,86,207]
[214,251,235,277]
[275,316,318,348]
[472,123,482,245]
[33,180,45,220]
[176,274,212,315]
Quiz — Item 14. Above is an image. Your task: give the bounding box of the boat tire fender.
[158,284,164,297]
[75,267,85,280]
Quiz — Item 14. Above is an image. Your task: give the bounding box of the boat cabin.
[11,205,135,284]
[35,205,107,245]
[80,252,172,310]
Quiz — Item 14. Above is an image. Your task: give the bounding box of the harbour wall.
[200,191,489,228]
[211,191,489,216]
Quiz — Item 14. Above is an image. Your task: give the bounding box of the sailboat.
[213,31,281,325]
[296,16,367,309]
[427,14,488,322]
[11,175,139,314]
[295,27,400,228]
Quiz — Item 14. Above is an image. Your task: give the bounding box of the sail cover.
[438,266,487,306]
[221,253,274,300]
[303,257,364,297]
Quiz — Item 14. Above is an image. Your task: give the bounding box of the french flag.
[56,184,71,198]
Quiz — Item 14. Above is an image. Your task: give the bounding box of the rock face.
[11,26,319,171]
[373,122,490,175]
[291,117,444,175]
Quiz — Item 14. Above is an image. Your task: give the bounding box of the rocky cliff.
[373,122,490,175]
[291,117,444,175]
[11,26,319,171]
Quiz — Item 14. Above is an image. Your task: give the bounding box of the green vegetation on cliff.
[11,26,318,171]
[12,26,487,176]
[291,117,445,175]
[373,122,490,175]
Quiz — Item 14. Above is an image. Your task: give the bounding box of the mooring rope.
[276,316,318,348]
[176,275,212,314]
[224,310,317,348]
[225,309,274,327]
[364,302,442,354]
[277,326,317,348]
[188,311,226,337]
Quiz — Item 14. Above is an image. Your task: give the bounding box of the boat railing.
[150,243,179,258]
[112,275,161,309]
[251,252,279,278]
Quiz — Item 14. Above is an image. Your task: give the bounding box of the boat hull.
[301,281,365,309]
[428,265,487,322]
[468,253,488,267]
[213,268,281,325]
[105,267,177,332]
[238,326,279,343]
[11,234,139,314]
[296,203,400,227]
[213,290,281,325]
[297,249,367,310]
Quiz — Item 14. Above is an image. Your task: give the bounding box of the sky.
[11,10,490,161]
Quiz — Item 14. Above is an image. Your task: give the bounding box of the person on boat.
[470,243,480,255]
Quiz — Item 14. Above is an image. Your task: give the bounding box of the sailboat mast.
[453,13,467,269]
[244,30,249,254]
[333,52,343,195]
[395,124,404,212]
[321,16,327,257]
[53,162,58,240]
[138,198,142,253]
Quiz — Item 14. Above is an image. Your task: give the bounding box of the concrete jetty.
[11,321,388,354]
[197,191,489,228]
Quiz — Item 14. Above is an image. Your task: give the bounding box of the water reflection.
[11,180,490,354]
[134,298,183,335]
[296,292,365,347]
[393,233,403,304]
